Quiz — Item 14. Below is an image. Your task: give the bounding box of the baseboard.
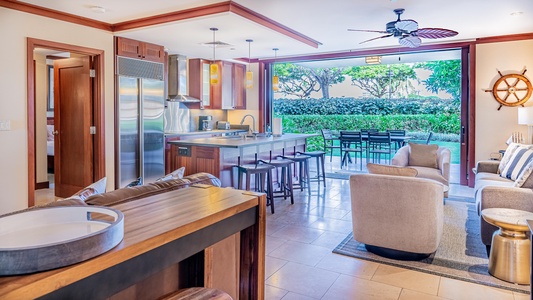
[35,181,50,190]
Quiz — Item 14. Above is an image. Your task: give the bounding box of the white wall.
[0,8,115,214]
[475,39,533,161]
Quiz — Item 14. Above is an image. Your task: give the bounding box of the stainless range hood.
[167,54,200,102]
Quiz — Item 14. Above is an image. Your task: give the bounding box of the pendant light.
[245,39,253,89]
[210,28,219,85]
[272,48,279,92]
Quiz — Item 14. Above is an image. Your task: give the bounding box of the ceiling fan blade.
[399,36,421,48]
[416,28,458,39]
[395,19,418,33]
[359,34,394,44]
[348,29,389,34]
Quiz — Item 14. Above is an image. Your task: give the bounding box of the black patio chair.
[321,129,340,162]
[339,131,363,171]
[367,132,393,164]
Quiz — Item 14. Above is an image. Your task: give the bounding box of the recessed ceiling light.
[510,11,523,16]
[91,6,106,13]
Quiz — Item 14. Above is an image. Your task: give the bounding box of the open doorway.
[267,47,473,185]
[27,38,105,207]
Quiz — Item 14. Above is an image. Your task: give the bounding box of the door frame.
[27,37,105,207]
[262,42,476,186]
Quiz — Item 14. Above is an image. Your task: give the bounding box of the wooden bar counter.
[0,185,266,300]
[169,134,315,187]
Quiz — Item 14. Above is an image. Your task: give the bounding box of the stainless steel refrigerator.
[116,56,165,188]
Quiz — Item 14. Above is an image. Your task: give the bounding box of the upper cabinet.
[189,59,246,110]
[189,59,214,109]
[232,63,246,110]
[116,37,165,63]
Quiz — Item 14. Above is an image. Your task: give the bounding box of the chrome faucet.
[240,114,257,134]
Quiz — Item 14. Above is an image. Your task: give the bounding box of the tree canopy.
[415,60,461,99]
[274,64,345,99]
[343,64,417,98]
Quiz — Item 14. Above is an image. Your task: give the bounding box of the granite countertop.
[167,133,317,148]
[164,129,247,137]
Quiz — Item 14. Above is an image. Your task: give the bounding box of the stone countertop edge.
[164,129,247,137]
[167,133,318,148]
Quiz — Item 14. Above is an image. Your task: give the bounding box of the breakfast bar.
[0,186,266,300]
[168,133,315,187]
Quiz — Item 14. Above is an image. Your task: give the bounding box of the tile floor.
[32,159,530,299]
[263,174,529,299]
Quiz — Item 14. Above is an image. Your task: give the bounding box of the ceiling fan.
[348,8,458,48]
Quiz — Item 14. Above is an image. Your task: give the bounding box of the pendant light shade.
[272,48,279,92]
[245,39,253,89]
[210,28,219,85]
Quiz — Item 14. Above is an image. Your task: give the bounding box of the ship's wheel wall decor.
[484,69,532,110]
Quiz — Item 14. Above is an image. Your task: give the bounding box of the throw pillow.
[366,163,418,177]
[71,177,107,201]
[408,143,438,168]
[513,158,533,187]
[125,177,143,188]
[156,167,185,182]
[497,143,532,174]
[500,147,533,180]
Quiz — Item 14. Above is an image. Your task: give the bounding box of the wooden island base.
[0,186,265,300]
[169,134,313,187]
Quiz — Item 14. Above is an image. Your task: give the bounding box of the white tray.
[0,205,124,275]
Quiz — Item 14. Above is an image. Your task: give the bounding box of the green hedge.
[273,97,459,116]
[277,114,460,151]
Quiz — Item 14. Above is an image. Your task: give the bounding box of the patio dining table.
[359,132,412,144]
[339,131,413,166]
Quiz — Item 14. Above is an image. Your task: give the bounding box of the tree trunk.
[321,84,330,99]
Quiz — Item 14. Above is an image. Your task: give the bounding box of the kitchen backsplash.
[189,109,227,131]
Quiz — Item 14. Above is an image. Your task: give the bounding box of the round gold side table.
[481,208,533,285]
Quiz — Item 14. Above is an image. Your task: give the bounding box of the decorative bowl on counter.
[0,205,124,275]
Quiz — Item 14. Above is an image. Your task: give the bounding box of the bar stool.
[236,162,275,213]
[261,158,294,205]
[281,153,311,195]
[160,287,233,299]
[298,151,326,187]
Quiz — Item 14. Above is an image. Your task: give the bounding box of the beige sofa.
[392,145,451,197]
[474,160,533,250]
[350,173,444,259]
[2,173,222,217]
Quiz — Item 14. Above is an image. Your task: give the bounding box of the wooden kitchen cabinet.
[189,59,214,109]
[116,37,165,63]
[189,59,246,110]
[232,63,247,109]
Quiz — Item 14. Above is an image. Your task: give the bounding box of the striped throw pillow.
[500,147,533,180]
[498,143,524,174]
[513,159,533,187]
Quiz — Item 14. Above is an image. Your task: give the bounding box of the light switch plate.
[0,120,11,131]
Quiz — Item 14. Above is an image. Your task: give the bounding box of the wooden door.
[54,57,94,197]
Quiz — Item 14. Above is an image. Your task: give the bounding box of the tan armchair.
[350,173,444,259]
[392,144,451,197]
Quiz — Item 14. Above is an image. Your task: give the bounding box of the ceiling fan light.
[365,56,382,64]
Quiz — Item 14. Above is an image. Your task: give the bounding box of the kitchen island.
[164,129,247,174]
[168,133,316,187]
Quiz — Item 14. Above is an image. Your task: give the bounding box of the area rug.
[333,197,530,294]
